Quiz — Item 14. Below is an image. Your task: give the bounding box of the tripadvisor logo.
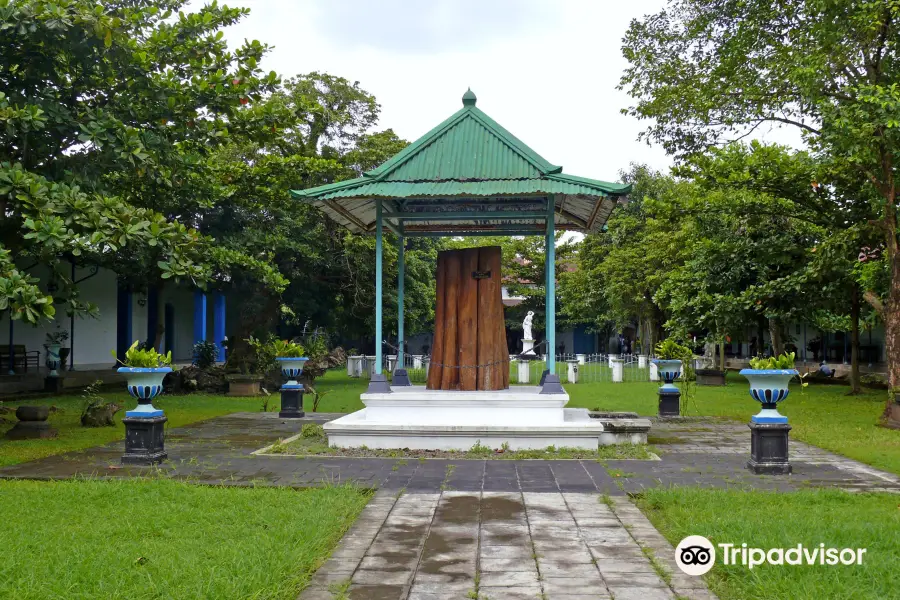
[676,536,867,575]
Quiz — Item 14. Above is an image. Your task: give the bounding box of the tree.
[0,0,283,323]
[621,1,900,392]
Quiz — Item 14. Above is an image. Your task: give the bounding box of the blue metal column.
[193,290,207,348]
[397,235,405,368]
[116,287,133,363]
[164,303,174,355]
[375,200,383,375]
[546,201,556,374]
[213,293,226,362]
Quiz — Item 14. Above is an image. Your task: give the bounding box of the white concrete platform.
[323,385,651,450]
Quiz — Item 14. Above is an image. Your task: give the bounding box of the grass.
[636,487,900,600]
[267,423,655,460]
[311,370,900,475]
[566,371,900,476]
[0,478,371,600]
[0,392,274,467]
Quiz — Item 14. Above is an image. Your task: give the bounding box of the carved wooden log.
[458,248,480,391]
[426,253,447,389]
[427,246,507,391]
[439,250,461,390]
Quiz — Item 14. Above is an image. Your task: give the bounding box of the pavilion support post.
[542,197,563,394]
[393,234,411,386]
[368,199,391,393]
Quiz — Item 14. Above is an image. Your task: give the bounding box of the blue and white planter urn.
[651,359,682,392]
[118,367,172,418]
[276,357,308,390]
[45,343,61,377]
[739,369,798,424]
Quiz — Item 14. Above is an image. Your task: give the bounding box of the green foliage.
[301,423,325,439]
[192,341,219,370]
[749,352,797,370]
[654,339,691,361]
[45,329,68,345]
[112,341,173,369]
[242,335,277,375]
[271,339,305,358]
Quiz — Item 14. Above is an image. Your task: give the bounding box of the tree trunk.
[849,284,861,394]
[477,246,504,390]
[768,317,784,356]
[720,337,726,371]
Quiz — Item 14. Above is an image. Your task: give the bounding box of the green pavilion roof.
[290,90,631,235]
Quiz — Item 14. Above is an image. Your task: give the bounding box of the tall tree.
[0,0,283,323]
[621,1,900,392]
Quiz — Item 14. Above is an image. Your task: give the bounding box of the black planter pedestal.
[279,386,305,419]
[122,415,168,465]
[747,421,792,474]
[392,369,412,386]
[658,389,681,418]
[44,376,64,393]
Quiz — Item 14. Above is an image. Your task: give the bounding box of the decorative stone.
[638,355,647,369]
[576,354,586,365]
[225,373,263,396]
[747,422,792,474]
[611,358,624,383]
[696,369,726,386]
[5,405,57,440]
[649,362,659,382]
[412,355,423,369]
[122,415,167,465]
[365,356,377,378]
[517,360,530,384]
[566,360,579,384]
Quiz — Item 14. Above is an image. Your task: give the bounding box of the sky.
[210,0,674,182]
[212,0,802,183]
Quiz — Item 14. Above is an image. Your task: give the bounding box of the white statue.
[523,311,534,341]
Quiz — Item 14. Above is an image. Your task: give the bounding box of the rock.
[81,401,121,427]
[166,365,227,394]
[6,405,57,440]
[16,405,50,422]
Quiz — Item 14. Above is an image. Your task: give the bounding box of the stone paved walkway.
[3,411,899,600]
[302,490,716,600]
[2,412,898,494]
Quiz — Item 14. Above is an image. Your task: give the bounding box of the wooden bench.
[0,344,41,373]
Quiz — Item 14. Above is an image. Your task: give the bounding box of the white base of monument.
[323,386,651,450]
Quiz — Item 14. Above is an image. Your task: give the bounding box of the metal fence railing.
[345,353,657,385]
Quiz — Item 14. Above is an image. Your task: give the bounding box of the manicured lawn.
[636,487,900,600]
[564,372,900,476]
[0,478,371,600]
[0,393,271,467]
[311,370,900,476]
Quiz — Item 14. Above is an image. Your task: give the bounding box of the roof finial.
[462,88,477,107]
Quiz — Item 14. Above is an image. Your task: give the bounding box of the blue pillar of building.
[193,291,207,348]
[164,303,174,355]
[116,287,133,363]
[213,293,226,362]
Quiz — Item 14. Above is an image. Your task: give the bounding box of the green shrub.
[192,340,219,369]
[749,352,796,370]
[111,341,173,368]
[301,423,325,439]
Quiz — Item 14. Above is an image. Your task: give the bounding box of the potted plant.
[652,339,686,389]
[272,339,308,384]
[225,336,273,396]
[111,341,173,417]
[739,352,799,423]
[44,330,68,377]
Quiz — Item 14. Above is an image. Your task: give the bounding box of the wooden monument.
[427,247,509,391]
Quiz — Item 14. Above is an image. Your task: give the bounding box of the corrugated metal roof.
[290,89,630,234]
